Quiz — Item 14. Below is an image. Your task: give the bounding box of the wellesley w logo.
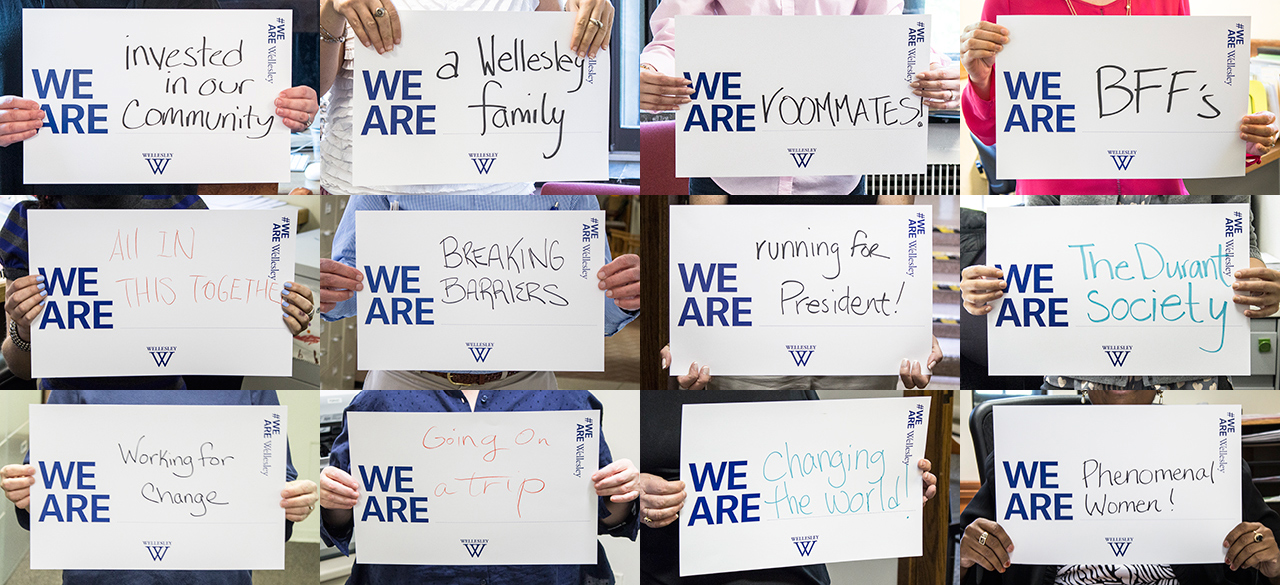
[791,535,819,557]
[787,148,816,168]
[461,539,489,558]
[1107,149,1137,171]
[142,153,174,175]
[1105,537,1133,558]
[466,342,494,363]
[469,152,498,175]
[147,346,177,367]
[786,345,816,367]
[143,541,172,562]
[1102,345,1133,367]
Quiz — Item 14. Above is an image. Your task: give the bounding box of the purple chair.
[540,182,639,195]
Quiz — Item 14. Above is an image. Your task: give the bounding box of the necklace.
[1064,0,1133,16]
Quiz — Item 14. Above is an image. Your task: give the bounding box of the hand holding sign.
[960,518,1014,575]
[638,473,685,529]
[566,0,614,59]
[1234,267,1280,318]
[281,282,316,335]
[0,96,45,147]
[959,21,1009,100]
[960,265,1006,316]
[1,464,37,510]
[639,68,693,112]
[598,253,640,311]
[592,459,640,503]
[5,273,48,338]
[1241,112,1280,155]
[274,86,320,133]
[1225,523,1280,575]
[280,479,319,523]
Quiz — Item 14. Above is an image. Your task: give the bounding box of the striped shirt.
[1056,564,1178,585]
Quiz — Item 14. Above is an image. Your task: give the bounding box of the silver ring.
[374,7,386,17]
[588,17,603,28]
[978,531,988,546]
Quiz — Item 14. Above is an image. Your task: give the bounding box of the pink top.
[963,0,1195,195]
[643,0,905,195]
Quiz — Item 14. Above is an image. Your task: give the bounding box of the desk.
[1186,152,1280,195]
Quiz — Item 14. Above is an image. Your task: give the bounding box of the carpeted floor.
[554,318,641,387]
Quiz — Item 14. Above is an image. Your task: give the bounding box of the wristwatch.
[9,319,30,352]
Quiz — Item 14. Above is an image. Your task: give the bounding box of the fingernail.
[283,301,290,307]
[37,283,45,290]
[606,290,614,298]
[661,356,670,369]
[913,90,923,96]
[36,275,45,283]
[901,358,909,368]
[40,290,46,297]
[275,98,283,106]
[284,282,294,289]
[910,82,921,88]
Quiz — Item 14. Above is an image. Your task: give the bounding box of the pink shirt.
[962,0,1194,195]
[643,0,905,195]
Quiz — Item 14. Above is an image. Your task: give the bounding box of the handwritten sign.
[675,15,930,177]
[347,410,599,565]
[22,9,293,184]
[995,405,1241,564]
[28,209,297,378]
[355,210,605,372]
[986,204,1250,376]
[995,16,1250,179]
[668,205,932,376]
[680,397,929,576]
[350,11,608,185]
[28,404,288,570]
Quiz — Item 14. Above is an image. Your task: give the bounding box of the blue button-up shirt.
[16,390,299,585]
[322,390,638,585]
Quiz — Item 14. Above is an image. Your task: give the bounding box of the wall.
[268,194,324,234]
[594,390,640,585]
[1190,0,1280,39]
[1256,196,1279,260]
[278,390,322,544]
[0,391,41,583]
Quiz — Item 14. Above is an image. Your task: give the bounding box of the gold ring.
[643,516,652,525]
[588,18,604,28]
[374,7,386,17]
[1256,531,1265,543]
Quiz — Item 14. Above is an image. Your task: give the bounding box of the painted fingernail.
[284,282,294,289]
[36,275,45,283]
[40,290,47,297]
[283,301,290,308]
[37,283,45,290]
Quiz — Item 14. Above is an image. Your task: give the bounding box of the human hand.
[331,0,401,54]
[660,345,711,390]
[901,336,943,389]
[919,459,937,504]
[960,265,1006,316]
[565,0,614,59]
[281,479,319,522]
[320,259,364,314]
[593,459,640,503]
[959,22,1009,99]
[1234,267,1280,318]
[318,466,359,510]
[1241,112,1279,157]
[913,63,964,110]
[4,274,47,343]
[960,518,1014,573]
[638,473,685,529]
[599,254,639,311]
[282,282,315,335]
[640,68,693,112]
[0,464,36,510]
[0,96,44,147]
[276,86,319,133]
[1224,522,1280,576]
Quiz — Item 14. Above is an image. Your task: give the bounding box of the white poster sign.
[995,405,1241,564]
[29,209,297,378]
[29,404,288,570]
[680,397,929,576]
[350,11,609,186]
[986,204,1250,376]
[22,9,293,184]
[347,410,600,565]
[995,16,1250,179]
[669,205,932,376]
[675,15,930,177]
[355,210,606,372]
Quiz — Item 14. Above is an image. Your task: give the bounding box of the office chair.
[950,393,1087,584]
[640,121,689,195]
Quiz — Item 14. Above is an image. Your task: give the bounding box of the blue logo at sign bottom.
[786,345,816,367]
[143,541,172,562]
[142,153,173,175]
[1107,150,1136,171]
[1106,537,1133,558]
[1102,345,1132,367]
[147,346,177,367]
[469,153,497,175]
[466,342,495,363]
[792,535,818,557]
[461,539,488,558]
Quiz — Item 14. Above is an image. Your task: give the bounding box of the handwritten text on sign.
[994,16,1250,179]
[680,397,928,576]
[22,9,292,184]
[995,405,1241,564]
[355,210,605,372]
[669,205,932,375]
[347,410,599,565]
[675,16,929,177]
[29,209,297,378]
[29,404,288,570]
[985,204,1250,376]
[350,11,609,185]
